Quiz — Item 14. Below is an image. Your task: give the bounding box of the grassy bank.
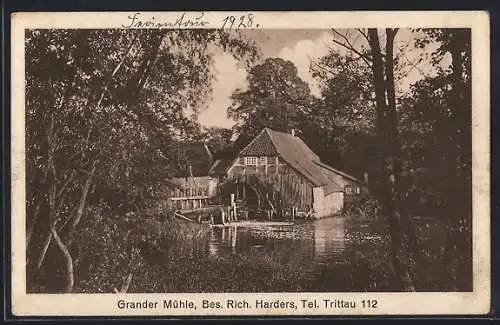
[56,205,471,293]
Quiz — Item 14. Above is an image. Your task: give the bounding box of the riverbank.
[126,216,471,293]
[59,209,471,294]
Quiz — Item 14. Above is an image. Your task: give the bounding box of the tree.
[228,58,315,138]
[315,28,473,291]
[416,29,471,212]
[365,28,410,290]
[25,28,259,293]
[310,47,376,177]
[410,28,472,290]
[316,28,424,290]
[200,126,234,159]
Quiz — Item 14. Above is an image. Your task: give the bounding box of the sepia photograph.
[11,11,490,316]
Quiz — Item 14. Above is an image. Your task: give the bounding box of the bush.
[344,197,382,219]
[70,201,208,293]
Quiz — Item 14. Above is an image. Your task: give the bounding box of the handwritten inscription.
[221,14,258,29]
[122,12,260,29]
[122,12,210,29]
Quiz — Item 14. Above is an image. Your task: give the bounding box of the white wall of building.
[312,186,344,218]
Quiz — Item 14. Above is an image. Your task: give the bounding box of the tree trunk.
[66,166,96,244]
[26,196,42,247]
[385,29,418,291]
[368,28,419,291]
[450,31,466,182]
[367,29,388,149]
[35,126,59,271]
[444,29,471,291]
[368,28,402,280]
[51,225,74,293]
[32,32,84,272]
[35,232,52,270]
[114,274,133,293]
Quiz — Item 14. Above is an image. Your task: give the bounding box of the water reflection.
[207,218,347,278]
[148,217,390,292]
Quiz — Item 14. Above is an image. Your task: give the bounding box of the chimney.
[364,172,369,184]
[291,128,296,137]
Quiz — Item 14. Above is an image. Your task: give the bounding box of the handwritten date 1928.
[221,14,259,30]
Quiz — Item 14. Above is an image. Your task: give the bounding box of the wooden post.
[230,193,235,222]
[231,226,237,252]
[292,207,295,222]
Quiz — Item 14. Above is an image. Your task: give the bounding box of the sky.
[197,29,438,129]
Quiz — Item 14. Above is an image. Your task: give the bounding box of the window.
[259,156,267,165]
[345,185,361,195]
[245,156,257,166]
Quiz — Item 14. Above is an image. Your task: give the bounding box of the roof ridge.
[265,128,281,154]
[313,160,365,184]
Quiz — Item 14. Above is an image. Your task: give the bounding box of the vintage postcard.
[11,11,490,316]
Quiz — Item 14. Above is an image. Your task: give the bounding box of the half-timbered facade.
[226,128,368,219]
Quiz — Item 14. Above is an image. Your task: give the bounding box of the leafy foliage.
[25,29,259,293]
[228,57,315,139]
[307,50,377,176]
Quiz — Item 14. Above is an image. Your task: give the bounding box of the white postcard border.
[10,11,491,316]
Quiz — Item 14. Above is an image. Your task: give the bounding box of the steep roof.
[239,129,278,156]
[237,128,361,193]
[173,142,214,177]
[313,160,365,185]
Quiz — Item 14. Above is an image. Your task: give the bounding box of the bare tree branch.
[331,29,372,67]
[56,170,77,198]
[395,45,427,81]
[310,59,338,77]
[356,28,370,43]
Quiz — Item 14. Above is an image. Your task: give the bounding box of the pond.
[206,218,391,291]
[148,217,401,292]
